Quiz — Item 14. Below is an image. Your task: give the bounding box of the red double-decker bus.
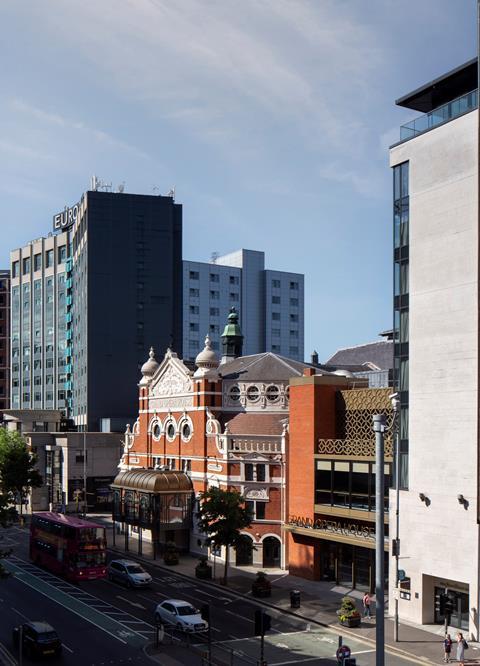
[30,512,107,581]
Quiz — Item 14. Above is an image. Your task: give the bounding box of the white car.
[154,599,208,633]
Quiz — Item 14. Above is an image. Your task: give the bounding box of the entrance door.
[434,587,469,631]
[263,537,281,568]
[236,535,253,566]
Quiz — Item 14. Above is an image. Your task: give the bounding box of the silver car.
[107,559,152,588]
[154,599,208,633]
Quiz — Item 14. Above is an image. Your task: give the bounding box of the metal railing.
[400,89,478,141]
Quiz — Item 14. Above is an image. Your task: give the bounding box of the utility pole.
[390,393,401,642]
[373,414,386,666]
[83,430,87,518]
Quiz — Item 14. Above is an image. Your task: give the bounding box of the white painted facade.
[390,109,479,637]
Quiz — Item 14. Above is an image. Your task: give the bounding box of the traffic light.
[200,604,210,623]
[254,610,263,636]
[435,591,447,615]
[444,596,455,616]
[263,612,271,633]
[392,539,400,557]
[254,610,272,636]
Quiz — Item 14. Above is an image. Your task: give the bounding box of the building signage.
[288,515,375,540]
[53,196,85,231]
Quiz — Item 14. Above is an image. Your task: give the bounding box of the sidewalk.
[91,514,480,665]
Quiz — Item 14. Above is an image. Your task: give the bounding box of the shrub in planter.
[163,541,179,566]
[251,571,272,598]
[337,596,361,628]
[195,555,212,580]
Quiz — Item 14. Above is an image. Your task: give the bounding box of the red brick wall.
[287,379,338,576]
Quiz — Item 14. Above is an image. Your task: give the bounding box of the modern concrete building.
[10,188,183,431]
[183,249,304,362]
[390,58,478,636]
[0,269,10,419]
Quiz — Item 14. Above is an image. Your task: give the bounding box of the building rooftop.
[396,58,477,112]
[215,352,324,382]
[325,339,393,372]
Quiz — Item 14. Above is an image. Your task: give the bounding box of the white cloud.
[9,98,151,160]
[18,0,390,194]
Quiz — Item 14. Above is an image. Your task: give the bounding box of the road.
[0,525,417,665]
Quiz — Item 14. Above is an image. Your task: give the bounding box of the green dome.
[222,307,242,338]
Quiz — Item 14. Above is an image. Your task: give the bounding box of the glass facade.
[393,162,409,488]
[315,459,391,512]
[10,238,69,411]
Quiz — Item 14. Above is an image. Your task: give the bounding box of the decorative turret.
[194,335,219,377]
[221,307,243,364]
[139,347,159,385]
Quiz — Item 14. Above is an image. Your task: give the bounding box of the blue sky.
[0,0,476,360]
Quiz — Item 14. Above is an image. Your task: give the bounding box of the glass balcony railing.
[400,89,477,142]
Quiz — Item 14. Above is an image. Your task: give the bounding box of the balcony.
[400,89,477,142]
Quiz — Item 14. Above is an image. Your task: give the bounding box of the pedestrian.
[456,632,468,666]
[443,633,452,663]
[362,592,372,619]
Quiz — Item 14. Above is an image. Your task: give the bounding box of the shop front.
[286,518,389,593]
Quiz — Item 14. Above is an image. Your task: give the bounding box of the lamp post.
[83,430,87,518]
[390,393,401,643]
[373,414,386,666]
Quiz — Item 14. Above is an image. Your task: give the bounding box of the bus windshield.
[78,527,106,547]
[76,552,106,568]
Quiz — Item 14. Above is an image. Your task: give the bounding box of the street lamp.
[372,414,386,666]
[389,393,401,643]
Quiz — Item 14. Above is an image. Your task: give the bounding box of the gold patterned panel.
[317,438,393,458]
[336,387,394,443]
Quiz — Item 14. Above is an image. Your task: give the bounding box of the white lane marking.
[115,596,146,610]
[61,643,74,653]
[194,588,231,602]
[6,565,129,645]
[272,658,322,665]
[224,609,253,623]
[11,607,30,620]
[349,649,375,655]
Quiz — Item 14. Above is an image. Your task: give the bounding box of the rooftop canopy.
[396,58,477,112]
[111,469,193,494]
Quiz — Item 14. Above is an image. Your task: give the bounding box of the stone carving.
[154,364,193,396]
[245,487,268,500]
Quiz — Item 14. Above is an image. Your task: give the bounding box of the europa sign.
[53,200,82,231]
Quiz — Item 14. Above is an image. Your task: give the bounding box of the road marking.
[11,606,30,620]
[224,608,254,623]
[116,594,147,610]
[194,588,231,602]
[271,658,322,665]
[62,643,74,653]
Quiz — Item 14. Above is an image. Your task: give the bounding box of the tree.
[197,487,252,585]
[0,429,42,515]
[0,492,17,578]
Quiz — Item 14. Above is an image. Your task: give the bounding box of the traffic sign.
[398,569,406,581]
[336,645,351,659]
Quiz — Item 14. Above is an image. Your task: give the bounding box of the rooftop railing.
[400,89,478,142]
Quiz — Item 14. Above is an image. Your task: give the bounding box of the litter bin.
[290,589,301,609]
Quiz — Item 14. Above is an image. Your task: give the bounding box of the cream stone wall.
[389,110,479,638]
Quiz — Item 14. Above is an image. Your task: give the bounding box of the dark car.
[12,621,62,658]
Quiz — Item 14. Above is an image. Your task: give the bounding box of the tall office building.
[390,59,478,636]
[0,269,10,418]
[183,249,304,361]
[11,189,182,430]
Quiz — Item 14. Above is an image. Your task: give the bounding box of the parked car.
[12,621,62,659]
[154,599,208,633]
[107,559,152,588]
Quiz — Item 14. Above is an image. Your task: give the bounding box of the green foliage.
[197,487,252,584]
[0,429,42,513]
[338,596,360,621]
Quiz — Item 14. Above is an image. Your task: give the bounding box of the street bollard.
[290,589,301,609]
